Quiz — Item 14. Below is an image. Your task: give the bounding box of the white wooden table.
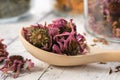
[0,0,120,80]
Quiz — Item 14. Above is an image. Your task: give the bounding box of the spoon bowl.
[19,27,120,66]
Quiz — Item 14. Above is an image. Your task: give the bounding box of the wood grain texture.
[39,63,120,80]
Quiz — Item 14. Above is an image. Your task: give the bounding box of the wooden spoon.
[19,28,120,66]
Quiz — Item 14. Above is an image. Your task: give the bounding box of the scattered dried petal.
[109,67,113,75]
[93,38,109,45]
[99,62,107,64]
[90,44,97,46]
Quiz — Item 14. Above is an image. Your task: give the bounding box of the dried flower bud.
[29,26,50,48]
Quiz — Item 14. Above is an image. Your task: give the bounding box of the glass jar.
[54,0,84,16]
[0,0,32,23]
[84,0,120,42]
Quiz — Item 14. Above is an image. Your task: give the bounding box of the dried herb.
[93,38,109,45]
[0,38,34,78]
[0,55,34,78]
[108,65,120,75]
[109,67,113,75]
[23,18,89,56]
[114,65,120,72]
[0,38,8,63]
[90,44,96,47]
[109,1,120,16]
[88,0,120,39]
[29,25,50,48]
[99,62,107,64]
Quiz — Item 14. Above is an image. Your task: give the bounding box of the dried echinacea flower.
[29,27,50,48]
[23,18,88,56]
[23,24,50,51]
[52,19,88,56]
[0,38,8,63]
[49,18,76,33]
[0,55,34,78]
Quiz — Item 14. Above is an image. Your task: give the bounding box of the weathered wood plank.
[39,63,120,80]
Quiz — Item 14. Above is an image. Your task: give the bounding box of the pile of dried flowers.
[0,38,34,78]
[23,18,89,56]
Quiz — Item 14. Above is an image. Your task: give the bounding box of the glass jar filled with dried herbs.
[0,0,31,23]
[84,0,120,42]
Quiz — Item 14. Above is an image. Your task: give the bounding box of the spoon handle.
[81,50,120,64]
